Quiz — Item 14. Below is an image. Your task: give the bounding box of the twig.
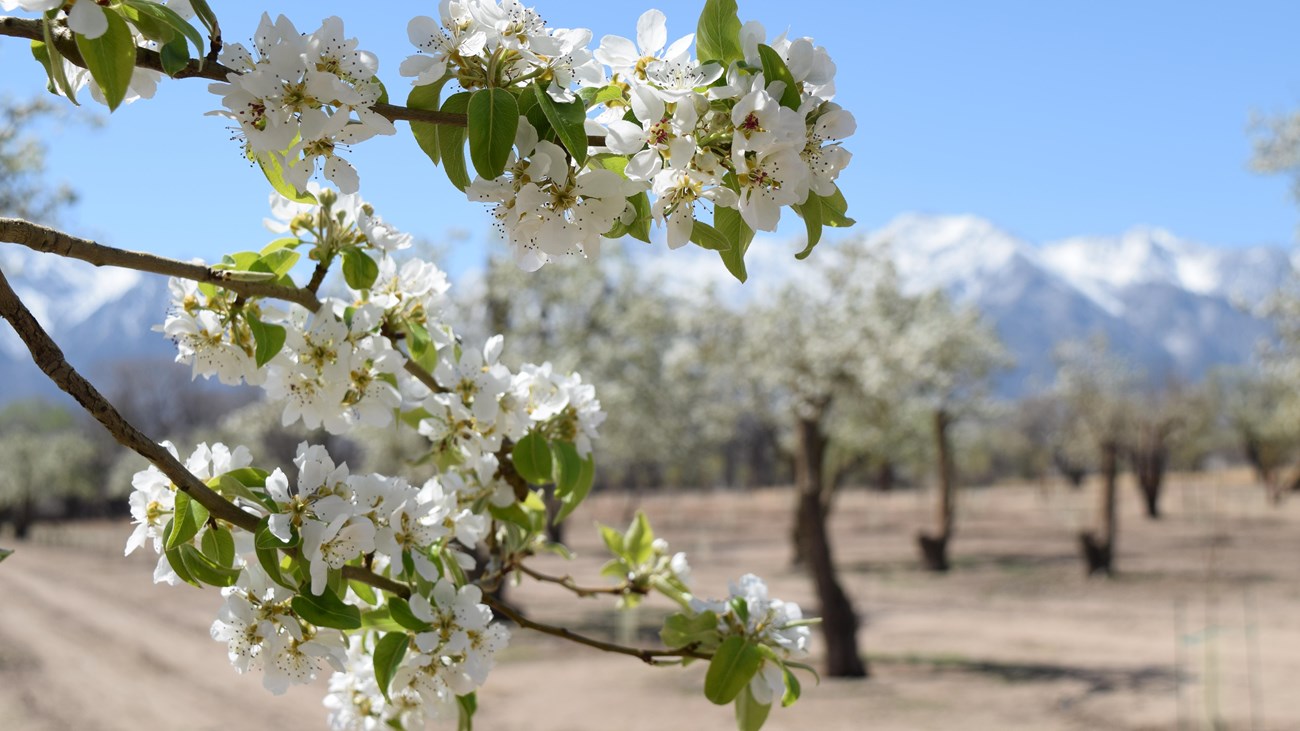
[512,560,638,598]
[0,218,321,312]
[0,264,258,532]
[482,594,709,665]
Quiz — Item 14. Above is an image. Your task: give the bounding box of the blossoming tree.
[0,0,857,729]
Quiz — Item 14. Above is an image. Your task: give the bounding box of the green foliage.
[756,44,801,110]
[247,316,287,368]
[716,205,755,282]
[696,0,744,65]
[734,685,772,731]
[437,92,473,190]
[292,587,363,630]
[704,636,764,704]
[408,78,451,166]
[532,82,587,165]
[373,632,410,702]
[342,247,380,290]
[467,88,519,180]
[511,432,553,485]
[73,11,136,110]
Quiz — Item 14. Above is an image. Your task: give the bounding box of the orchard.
[0,1,855,729]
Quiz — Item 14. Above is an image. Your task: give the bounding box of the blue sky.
[3,1,1300,276]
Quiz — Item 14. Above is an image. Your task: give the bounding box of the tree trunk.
[1079,440,1118,576]
[1053,449,1087,489]
[917,409,954,572]
[874,459,895,492]
[794,414,867,678]
[13,492,33,541]
[1130,435,1167,520]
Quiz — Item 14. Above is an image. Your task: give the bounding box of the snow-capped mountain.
[0,246,176,405]
[0,213,1290,406]
[866,214,1291,393]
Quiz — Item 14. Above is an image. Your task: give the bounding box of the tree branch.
[0,218,321,312]
[0,264,258,532]
[0,16,606,144]
[512,560,638,598]
[482,594,709,665]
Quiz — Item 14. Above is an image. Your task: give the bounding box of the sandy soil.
[2,470,1298,730]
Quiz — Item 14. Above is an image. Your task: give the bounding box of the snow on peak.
[868,213,1029,297]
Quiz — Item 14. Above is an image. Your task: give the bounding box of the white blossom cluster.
[210,13,396,193]
[399,3,854,269]
[161,188,605,453]
[125,438,512,716]
[136,187,611,727]
[692,574,811,706]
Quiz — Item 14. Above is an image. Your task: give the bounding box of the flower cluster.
[693,573,812,706]
[400,2,854,270]
[125,438,513,707]
[210,13,395,193]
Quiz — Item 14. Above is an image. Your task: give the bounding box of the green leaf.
[704,636,765,705]
[38,24,79,105]
[457,692,477,731]
[511,432,553,485]
[590,84,628,108]
[373,632,410,702]
[253,149,316,204]
[598,524,625,558]
[178,544,240,587]
[253,517,296,589]
[189,0,219,35]
[121,0,205,58]
[781,665,801,707]
[256,248,300,278]
[715,206,755,282]
[74,10,137,111]
[792,196,823,259]
[623,510,655,566]
[438,92,473,190]
[246,316,287,368]
[360,607,405,633]
[532,82,588,165]
[349,579,378,606]
[696,0,744,65]
[554,449,595,524]
[408,77,451,166]
[163,531,201,588]
[734,684,773,731]
[467,88,519,180]
[661,610,720,648]
[292,588,362,630]
[200,524,236,568]
[489,501,537,531]
[387,597,434,632]
[261,237,300,255]
[690,220,733,251]
[405,319,440,373]
[159,35,190,76]
[342,247,380,290]
[820,186,855,228]
[0,547,13,563]
[166,491,208,550]
[626,192,653,243]
[756,44,801,110]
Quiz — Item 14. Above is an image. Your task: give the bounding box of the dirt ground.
[2,470,1298,730]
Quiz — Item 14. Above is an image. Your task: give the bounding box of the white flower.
[302,514,377,595]
[735,146,809,232]
[595,9,694,83]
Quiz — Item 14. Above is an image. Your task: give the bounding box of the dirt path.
[3,474,1299,730]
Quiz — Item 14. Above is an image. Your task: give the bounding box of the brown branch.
[0,218,322,312]
[512,560,638,598]
[483,594,709,665]
[0,264,258,532]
